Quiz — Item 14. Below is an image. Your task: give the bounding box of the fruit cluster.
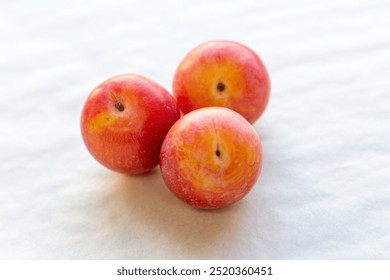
[80,40,270,209]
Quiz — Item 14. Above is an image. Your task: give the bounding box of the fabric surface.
[1,0,389,259]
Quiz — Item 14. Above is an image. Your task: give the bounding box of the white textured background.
[1,0,390,259]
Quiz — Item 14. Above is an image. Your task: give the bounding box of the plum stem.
[110,91,125,112]
[115,102,125,111]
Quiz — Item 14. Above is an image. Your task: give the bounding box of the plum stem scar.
[217,82,225,93]
[216,144,221,157]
